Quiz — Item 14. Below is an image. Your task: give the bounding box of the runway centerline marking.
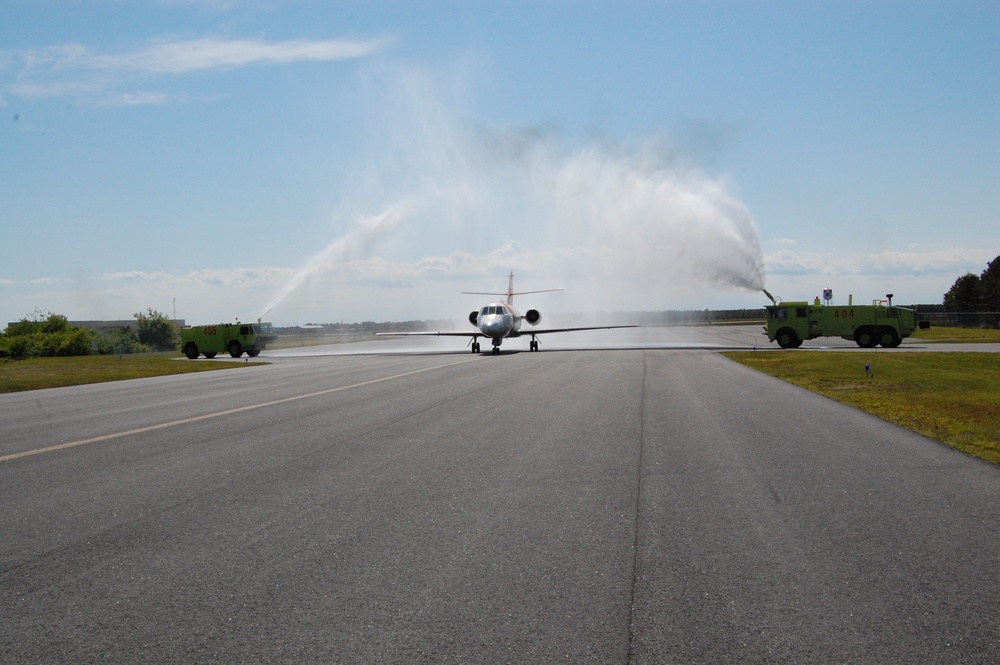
[0,358,476,464]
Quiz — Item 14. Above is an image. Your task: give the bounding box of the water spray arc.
[258,203,411,322]
[256,119,769,324]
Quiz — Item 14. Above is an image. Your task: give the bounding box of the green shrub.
[1,312,95,360]
[96,326,152,355]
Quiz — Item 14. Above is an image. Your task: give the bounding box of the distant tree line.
[1,308,179,361]
[624,309,767,325]
[943,255,1000,312]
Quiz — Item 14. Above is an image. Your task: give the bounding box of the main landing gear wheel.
[471,341,481,353]
[529,339,539,352]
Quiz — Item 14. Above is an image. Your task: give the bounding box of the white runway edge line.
[0,359,476,464]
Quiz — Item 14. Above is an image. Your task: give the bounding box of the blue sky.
[2,1,997,327]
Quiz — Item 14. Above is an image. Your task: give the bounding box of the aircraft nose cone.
[481,317,509,336]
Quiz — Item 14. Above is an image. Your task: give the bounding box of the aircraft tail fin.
[462,271,562,305]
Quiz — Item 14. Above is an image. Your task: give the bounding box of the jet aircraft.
[376,272,637,354]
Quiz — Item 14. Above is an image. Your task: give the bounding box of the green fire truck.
[180,322,277,359]
[763,290,917,349]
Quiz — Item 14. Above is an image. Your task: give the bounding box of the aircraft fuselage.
[475,301,522,346]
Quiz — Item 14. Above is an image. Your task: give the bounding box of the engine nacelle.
[525,308,541,325]
[469,310,479,326]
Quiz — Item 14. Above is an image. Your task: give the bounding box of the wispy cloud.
[2,35,393,103]
[95,91,171,107]
[764,246,992,278]
[88,36,392,74]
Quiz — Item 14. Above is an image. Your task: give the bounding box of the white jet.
[377,271,637,354]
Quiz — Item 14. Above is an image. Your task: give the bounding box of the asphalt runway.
[1,330,997,662]
[266,323,1000,356]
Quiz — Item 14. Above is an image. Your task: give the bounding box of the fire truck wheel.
[204,352,217,359]
[855,328,877,348]
[878,328,900,348]
[227,340,243,358]
[776,328,798,349]
[183,342,199,360]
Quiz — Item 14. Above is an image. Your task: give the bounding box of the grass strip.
[0,353,265,393]
[724,351,1000,467]
[910,326,1000,343]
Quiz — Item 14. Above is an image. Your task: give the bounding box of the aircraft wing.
[375,325,639,338]
[374,331,481,337]
[508,324,639,336]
